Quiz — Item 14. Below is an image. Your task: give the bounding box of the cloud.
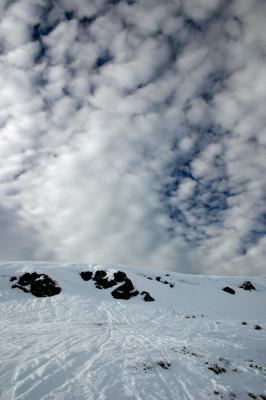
[0,0,265,276]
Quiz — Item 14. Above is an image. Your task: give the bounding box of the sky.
[0,0,266,276]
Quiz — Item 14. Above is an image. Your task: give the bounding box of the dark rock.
[121,277,134,292]
[10,276,17,282]
[81,269,151,302]
[80,271,93,281]
[240,281,256,291]
[247,393,257,399]
[12,272,61,297]
[93,270,116,289]
[141,291,155,302]
[80,269,139,300]
[154,275,174,288]
[222,286,235,295]
[111,277,136,300]
[80,269,117,288]
[111,285,130,300]
[242,321,247,325]
[208,364,226,374]
[254,325,262,330]
[156,361,171,369]
[130,290,139,297]
[94,270,107,280]
[113,271,127,282]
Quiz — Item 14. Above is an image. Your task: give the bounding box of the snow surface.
[0,262,266,400]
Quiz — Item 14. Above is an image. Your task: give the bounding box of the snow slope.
[0,262,265,400]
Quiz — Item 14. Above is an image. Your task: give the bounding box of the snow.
[0,262,265,400]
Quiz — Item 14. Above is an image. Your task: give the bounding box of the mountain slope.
[0,262,266,400]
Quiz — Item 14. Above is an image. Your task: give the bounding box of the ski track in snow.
[0,262,266,400]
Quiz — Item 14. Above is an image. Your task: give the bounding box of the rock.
[111,277,138,300]
[93,270,116,289]
[239,281,256,291]
[80,269,152,302]
[80,269,116,288]
[141,291,155,302]
[222,286,235,295]
[156,361,171,369]
[10,276,17,282]
[208,364,226,374]
[113,271,127,282]
[11,272,61,297]
[80,271,93,281]
[247,393,257,399]
[254,325,262,330]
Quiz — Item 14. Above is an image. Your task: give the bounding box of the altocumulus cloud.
[0,0,266,276]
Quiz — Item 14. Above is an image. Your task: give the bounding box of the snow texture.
[0,262,266,400]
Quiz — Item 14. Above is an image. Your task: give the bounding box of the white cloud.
[183,0,220,21]
[179,136,196,152]
[0,0,265,276]
[170,179,197,205]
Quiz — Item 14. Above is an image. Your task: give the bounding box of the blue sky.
[0,0,266,276]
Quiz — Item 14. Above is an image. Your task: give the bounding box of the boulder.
[111,276,138,300]
[222,287,235,295]
[141,291,155,302]
[113,271,127,282]
[239,281,256,291]
[80,271,93,281]
[11,272,61,297]
[80,269,153,302]
[93,270,116,289]
[80,270,116,288]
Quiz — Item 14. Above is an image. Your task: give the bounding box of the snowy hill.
[0,262,266,400]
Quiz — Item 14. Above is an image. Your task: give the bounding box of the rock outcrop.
[11,272,61,297]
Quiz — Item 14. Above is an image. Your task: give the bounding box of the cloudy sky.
[0,0,266,276]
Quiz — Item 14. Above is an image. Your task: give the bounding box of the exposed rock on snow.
[111,271,139,300]
[208,363,226,374]
[240,281,256,291]
[222,286,235,294]
[111,281,139,300]
[154,275,174,288]
[11,272,61,297]
[80,269,151,301]
[94,270,117,289]
[141,291,155,301]
[254,325,262,330]
[1,262,265,400]
[80,271,93,281]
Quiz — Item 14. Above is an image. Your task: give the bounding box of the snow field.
[0,262,266,400]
